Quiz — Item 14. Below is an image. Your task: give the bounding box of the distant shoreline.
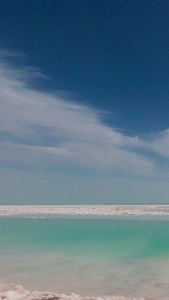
[1,204,169,217]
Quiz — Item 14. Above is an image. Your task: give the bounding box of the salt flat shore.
[0,282,166,300]
[1,205,169,217]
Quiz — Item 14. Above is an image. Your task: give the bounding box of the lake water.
[0,217,169,298]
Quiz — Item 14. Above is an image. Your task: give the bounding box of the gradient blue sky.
[1,0,169,204]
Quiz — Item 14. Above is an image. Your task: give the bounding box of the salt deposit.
[0,205,169,217]
[0,282,157,300]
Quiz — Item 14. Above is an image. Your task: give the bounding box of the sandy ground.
[0,205,169,217]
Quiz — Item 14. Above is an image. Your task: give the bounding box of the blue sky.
[1,0,169,204]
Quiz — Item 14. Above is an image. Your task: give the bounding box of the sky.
[1,0,169,204]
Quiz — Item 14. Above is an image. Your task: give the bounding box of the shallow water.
[0,217,169,298]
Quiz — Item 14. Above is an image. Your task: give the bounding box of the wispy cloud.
[1,51,169,177]
[147,130,169,158]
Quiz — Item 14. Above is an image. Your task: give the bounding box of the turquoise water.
[1,217,169,298]
[1,217,169,260]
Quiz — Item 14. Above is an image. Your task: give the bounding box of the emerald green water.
[1,217,169,298]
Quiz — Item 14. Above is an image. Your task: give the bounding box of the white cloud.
[147,130,169,158]
[0,53,165,177]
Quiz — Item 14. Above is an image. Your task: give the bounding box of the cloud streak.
[0,52,169,177]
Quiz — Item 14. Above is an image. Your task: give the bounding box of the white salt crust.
[1,205,169,217]
[0,282,159,300]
